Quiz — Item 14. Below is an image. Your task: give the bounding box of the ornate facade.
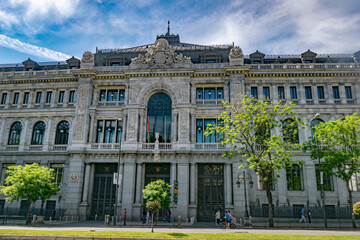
[0,28,360,221]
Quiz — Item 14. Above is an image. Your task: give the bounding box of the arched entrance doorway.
[146,93,172,143]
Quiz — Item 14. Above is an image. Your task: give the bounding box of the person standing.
[123,208,127,226]
[215,210,221,227]
[306,210,312,225]
[299,208,306,223]
[224,210,231,228]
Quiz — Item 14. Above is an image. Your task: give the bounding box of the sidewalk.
[0,221,359,235]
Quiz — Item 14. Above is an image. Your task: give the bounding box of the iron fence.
[0,207,65,220]
[249,204,360,219]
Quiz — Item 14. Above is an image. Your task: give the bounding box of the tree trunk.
[347,181,357,229]
[26,200,31,225]
[40,201,44,216]
[265,185,274,227]
[151,212,154,233]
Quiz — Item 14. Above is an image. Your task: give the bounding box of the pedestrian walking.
[224,210,231,228]
[306,210,312,225]
[123,208,127,226]
[299,208,306,223]
[215,209,221,227]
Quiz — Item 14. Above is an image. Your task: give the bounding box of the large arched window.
[147,93,172,143]
[55,121,70,145]
[283,119,299,144]
[310,118,324,137]
[31,121,46,145]
[8,122,22,145]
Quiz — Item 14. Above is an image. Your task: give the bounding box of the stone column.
[170,162,177,202]
[177,162,189,219]
[190,83,196,104]
[88,114,95,143]
[340,84,347,104]
[79,163,91,220]
[172,112,177,142]
[225,163,233,207]
[125,110,138,144]
[277,169,287,205]
[135,163,142,203]
[177,110,190,147]
[43,116,53,151]
[19,117,29,151]
[0,117,6,148]
[190,163,196,204]
[224,82,229,103]
[304,163,317,205]
[51,89,57,108]
[121,161,136,220]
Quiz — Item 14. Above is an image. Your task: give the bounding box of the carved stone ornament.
[229,46,244,66]
[70,173,79,182]
[81,51,94,63]
[130,38,192,68]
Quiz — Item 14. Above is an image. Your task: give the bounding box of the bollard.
[177,216,181,227]
[106,215,110,226]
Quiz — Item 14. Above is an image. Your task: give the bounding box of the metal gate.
[145,163,170,185]
[91,163,117,220]
[197,164,224,222]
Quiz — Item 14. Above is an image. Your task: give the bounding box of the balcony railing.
[0,69,71,77]
[29,145,43,151]
[250,63,360,70]
[5,146,19,151]
[97,101,125,107]
[196,99,223,105]
[52,145,67,151]
[194,143,225,150]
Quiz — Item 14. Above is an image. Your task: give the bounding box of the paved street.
[0,221,359,235]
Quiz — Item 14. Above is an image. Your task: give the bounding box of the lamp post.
[114,118,123,226]
[314,113,327,228]
[236,171,253,218]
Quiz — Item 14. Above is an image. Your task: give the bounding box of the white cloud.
[0,34,72,61]
[0,10,19,28]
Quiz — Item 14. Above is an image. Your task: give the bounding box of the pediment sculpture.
[229,46,244,66]
[81,51,95,69]
[130,38,192,68]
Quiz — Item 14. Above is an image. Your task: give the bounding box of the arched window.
[147,93,172,143]
[310,118,324,137]
[8,122,22,145]
[31,121,46,145]
[55,121,70,145]
[283,119,299,144]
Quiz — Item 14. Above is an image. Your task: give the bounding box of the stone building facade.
[0,29,360,221]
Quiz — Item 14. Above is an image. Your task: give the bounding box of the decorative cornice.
[247,71,360,78]
[0,77,78,85]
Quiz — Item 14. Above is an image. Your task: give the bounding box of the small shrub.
[354,201,360,216]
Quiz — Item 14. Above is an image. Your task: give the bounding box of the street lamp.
[314,113,327,228]
[114,117,123,226]
[236,171,253,217]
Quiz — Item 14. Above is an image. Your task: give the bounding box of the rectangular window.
[46,91,52,104]
[1,93,7,105]
[332,86,340,99]
[345,86,352,99]
[100,90,106,101]
[290,87,297,99]
[196,119,222,143]
[286,164,304,191]
[35,92,42,104]
[69,91,75,103]
[23,92,29,104]
[96,119,122,143]
[251,87,258,99]
[349,172,360,192]
[0,163,15,186]
[107,90,118,101]
[257,173,275,191]
[315,164,334,191]
[305,86,312,99]
[263,87,270,99]
[51,163,64,186]
[317,86,325,99]
[119,90,125,101]
[58,91,65,103]
[13,92,19,104]
[278,86,285,99]
[196,87,223,101]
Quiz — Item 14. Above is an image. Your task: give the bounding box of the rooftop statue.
[130,38,192,69]
[229,46,244,66]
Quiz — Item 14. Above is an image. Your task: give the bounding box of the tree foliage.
[143,179,171,211]
[303,113,360,228]
[354,201,360,216]
[207,96,303,227]
[0,163,60,224]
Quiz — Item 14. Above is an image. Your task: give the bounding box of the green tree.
[0,163,60,224]
[143,179,171,232]
[207,96,303,227]
[303,113,360,228]
[354,201,360,216]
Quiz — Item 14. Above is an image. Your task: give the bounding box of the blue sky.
[0,0,359,64]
